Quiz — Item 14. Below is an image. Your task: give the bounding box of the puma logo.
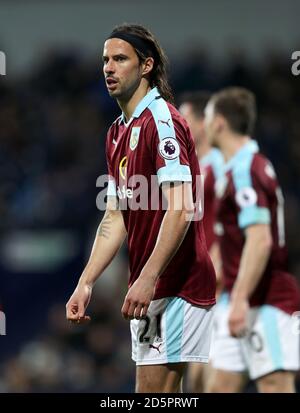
[149,343,162,353]
[158,119,171,128]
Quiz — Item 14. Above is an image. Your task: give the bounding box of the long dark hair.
[111,23,174,104]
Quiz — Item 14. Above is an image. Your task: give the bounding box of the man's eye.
[117,57,125,62]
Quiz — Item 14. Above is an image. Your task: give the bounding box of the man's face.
[103,38,142,100]
[179,103,204,146]
[204,101,219,147]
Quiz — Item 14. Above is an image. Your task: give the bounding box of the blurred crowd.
[0,45,299,392]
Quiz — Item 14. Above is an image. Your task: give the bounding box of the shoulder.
[107,115,122,135]
[144,98,190,140]
[251,152,278,188]
[106,115,122,149]
[231,151,277,193]
[251,153,276,177]
[231,149,271,177]
[230,149,254,188]
[232,148,254,173]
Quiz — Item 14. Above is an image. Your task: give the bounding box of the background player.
[179,92,224,392]
[179,92,223,254]
[66,23,216,393]
[204,87,300,393]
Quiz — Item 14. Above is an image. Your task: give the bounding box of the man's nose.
[104,60,115,74]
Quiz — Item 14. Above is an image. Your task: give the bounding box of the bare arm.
[121,181,195,320]
[142,181,194,277]
[66,196,127,323]
[209,241,223,298]
[231,224,272,300]
[229,223,272,336]
[79,197,127,288]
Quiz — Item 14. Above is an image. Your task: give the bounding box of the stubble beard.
[112,76,141,103]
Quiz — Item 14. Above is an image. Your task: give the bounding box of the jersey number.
[139,314,162,343]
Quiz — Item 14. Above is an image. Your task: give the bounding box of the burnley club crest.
[129,127,141,151]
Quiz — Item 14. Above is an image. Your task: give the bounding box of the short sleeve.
[147,99,192,186]
[233,159,271,229]
[106,130,117,197]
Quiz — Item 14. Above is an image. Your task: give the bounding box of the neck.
[197,140,211,161]
[117,81,152,122]
[219,133,251,162]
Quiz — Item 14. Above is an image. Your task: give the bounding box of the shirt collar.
[120,87,160,124]
[224,140,259,172]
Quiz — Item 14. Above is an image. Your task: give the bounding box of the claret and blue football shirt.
[105,87,216,306]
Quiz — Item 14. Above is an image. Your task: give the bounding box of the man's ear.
[142,57,154,76]
[215,114,226,134]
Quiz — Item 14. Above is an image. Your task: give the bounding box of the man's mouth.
[106,78,118,89]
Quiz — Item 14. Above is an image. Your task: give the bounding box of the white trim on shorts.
[210,293,300,380]
[131,296,214,366]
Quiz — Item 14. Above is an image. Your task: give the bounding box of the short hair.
[210,87,257,135]
[179,91,211,118]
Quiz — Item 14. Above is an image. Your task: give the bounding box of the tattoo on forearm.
[97,216,111,239]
